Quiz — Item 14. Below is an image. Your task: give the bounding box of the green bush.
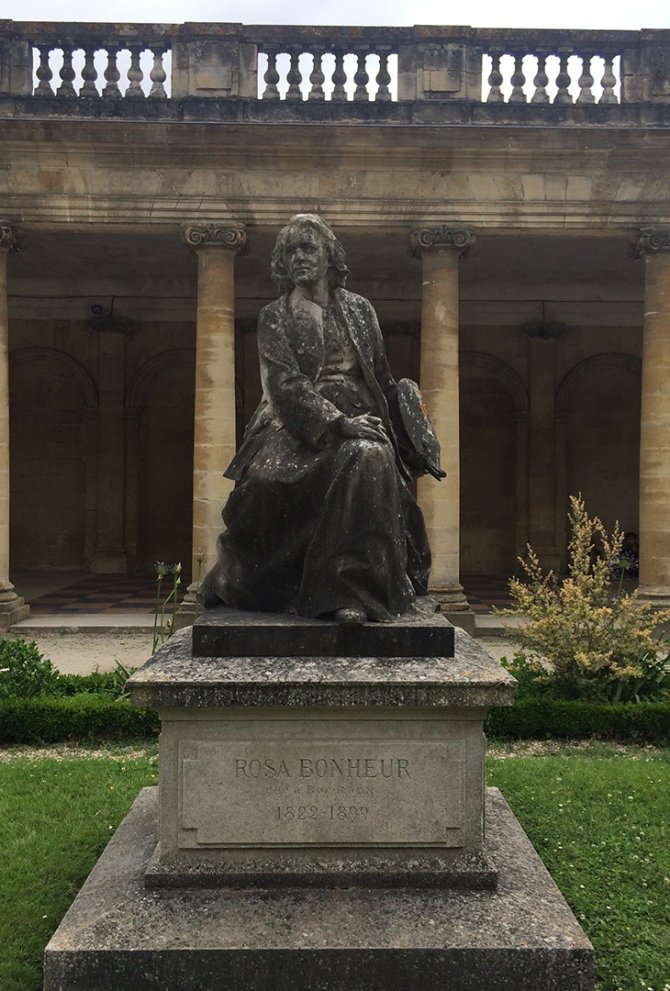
[0,695,159,743]
[487,698,670,744]
[55,663,136,699]
[0,639,58,699]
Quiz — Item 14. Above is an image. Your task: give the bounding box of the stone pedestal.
[44,612,594,991]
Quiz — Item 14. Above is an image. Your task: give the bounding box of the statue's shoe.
[334,607,367,626]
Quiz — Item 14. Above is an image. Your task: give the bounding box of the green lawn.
[1,743,669,991]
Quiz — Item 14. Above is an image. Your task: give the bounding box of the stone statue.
[199,214,444,625]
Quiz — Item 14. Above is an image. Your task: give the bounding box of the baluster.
[57,47,77,98]
[331,49,347,101]
[80,46,99,98]
[576,53,596,103]
[262,48,280,100]
[353,51,369,101]
[531,53,549,103]
[102,49,121,99]
[126,46,145,99]
[149,49,167,99]
[286,48,303,101]
[34,45,55,96]
[486,52,504,103]
[600,54,618,104]
[554,52,572,104]
[308,49,325,101]
[508,53,526,103]
[375,49,392,102]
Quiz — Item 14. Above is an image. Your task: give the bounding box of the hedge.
[486,698,670,744]
[0,695,159,744]
[0,693,669,745]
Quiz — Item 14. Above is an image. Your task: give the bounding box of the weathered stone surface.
[192,602,455,658]
[44,787,595,991]
[153,706,491,886]
[128,626,515,711]
[129,621,513,887]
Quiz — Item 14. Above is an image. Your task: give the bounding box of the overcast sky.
[4,0,670,30]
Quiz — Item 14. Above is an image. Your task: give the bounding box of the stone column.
[637,228,670,605]
[410,226,474,631]
[177,223,246,625]
[0,222,29,629]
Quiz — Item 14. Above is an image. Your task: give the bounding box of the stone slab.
[128,626,516,711]
[44,787,594,991]
[192,603,455,659]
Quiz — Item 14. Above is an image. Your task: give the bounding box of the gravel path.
[5,631,155,674]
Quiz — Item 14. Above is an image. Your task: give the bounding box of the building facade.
[1,20,669,626]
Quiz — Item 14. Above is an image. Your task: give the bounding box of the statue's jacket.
[225,287,411,483]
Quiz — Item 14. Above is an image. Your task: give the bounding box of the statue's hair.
[270,214,349,294]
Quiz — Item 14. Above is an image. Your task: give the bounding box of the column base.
[429,584,476,634]
[0,586,30,631]
[90,552,128,574]
[174,583,203,631]
[636,586,670,610]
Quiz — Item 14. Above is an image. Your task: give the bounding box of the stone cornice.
[0,221,18,252]
[182,223,247,253]
[637,228,670,256]
[409,226,475,258]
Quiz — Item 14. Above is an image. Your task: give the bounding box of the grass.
[0,744,158,991]
[1,741,669,991]
[488,745,670,991]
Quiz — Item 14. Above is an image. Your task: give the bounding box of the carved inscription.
[180,740,464,848]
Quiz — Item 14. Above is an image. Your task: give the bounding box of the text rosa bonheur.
[234,757,410,779]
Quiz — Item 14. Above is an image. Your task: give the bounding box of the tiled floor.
[24,572,510,616]
[27,574,185,615]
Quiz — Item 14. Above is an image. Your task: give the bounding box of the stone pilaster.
[410,226,474,630]
[0,222,29,629]
[177,222,246,625]
[526,325,562,572]
[89,313,134,574]
[636,228,670,605]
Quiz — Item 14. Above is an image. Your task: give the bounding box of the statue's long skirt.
[200,427,430,622]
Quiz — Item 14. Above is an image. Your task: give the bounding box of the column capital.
[409,226,474,259]
[0,221,19,253]
[636,227,670,257]
[182,223,247,254]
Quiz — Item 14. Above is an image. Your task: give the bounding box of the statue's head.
[271,214,349,294]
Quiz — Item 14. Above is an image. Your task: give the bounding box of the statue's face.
[283,225,329,291]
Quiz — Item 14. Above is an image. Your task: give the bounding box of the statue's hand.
[340,414,390,445]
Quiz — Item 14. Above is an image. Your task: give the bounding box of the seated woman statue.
[199,214,442,625]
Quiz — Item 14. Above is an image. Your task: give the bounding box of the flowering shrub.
[503,495,670,703]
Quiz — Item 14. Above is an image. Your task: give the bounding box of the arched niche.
[126,349,196,574]
[9,348,98,570]
[555,353,641,544]
[459,352,529,576]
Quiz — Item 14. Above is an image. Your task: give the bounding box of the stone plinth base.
[128,624,513,887]
[193,602,455,658]
[44,787,594,991]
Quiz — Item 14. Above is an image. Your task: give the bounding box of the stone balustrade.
[0,21,668,109]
